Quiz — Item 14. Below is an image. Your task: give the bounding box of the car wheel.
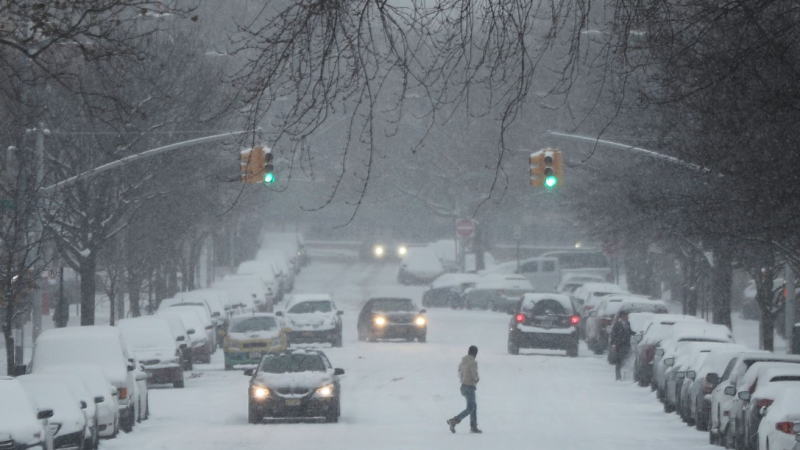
[507,335,520,355]
[144,394,150,420]
[418,334,426,343]
[695,401,708,431]
[567,343,578,357]
[174,378,185,388]
[724,424,735,449]
[663,399,674,413]
[248,404,262,424]
[326,399,340,423]
[121,407,134,433]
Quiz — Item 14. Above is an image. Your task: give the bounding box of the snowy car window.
[231,317,277,333]
[525,299,568,316]
[289,301,333,314]
[259,354,326,373]
[371,298,415,311]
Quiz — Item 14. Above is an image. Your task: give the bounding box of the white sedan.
[758,386,800,450]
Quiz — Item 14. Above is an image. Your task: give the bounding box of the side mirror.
[706,373,720,385]
[419,309,427,314]
[334,368,345,376]
[80,400,88,410]
[187,328,196,335]
[337,310,344,316]
[724,385,736,396]
[94,396,104,404]
[687,370,696,381]
[759,406,768,416]
[127,359,135,371]
[737,391,751,401]
[275,311,284,317]
[243,368,254,376]
[176,335,185,342]
[37,409,54,420]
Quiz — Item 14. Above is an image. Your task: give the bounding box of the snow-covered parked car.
[223,313,288,370]
[245,349,344,423]
[461,275,534,312]
[156,308,211,364]
[158,301,217,351]
[397,246,444,285]
[280,294,343,347]
[118,316,185,388]
[158,311,193,370]
[29,326,142,433]
[422,272,480,308]
[507,293,580,357]
[18,374,88,450]
[39,363,120,439]
[0,376,51,450]
[757,386,800,450]
[212,274,263,314]
[236,260,280,310]
[556,274,606,294]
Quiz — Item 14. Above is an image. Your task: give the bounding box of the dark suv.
[507,293,580,357]
[245,350,344,423]
[357,297,427,342]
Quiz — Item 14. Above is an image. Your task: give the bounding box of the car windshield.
[524,299,568,316]
[371,298,414,311]
[231,317,277,333]
[259,353,326,373]
[289,300,332,314]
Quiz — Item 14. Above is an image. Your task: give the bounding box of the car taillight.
[755,398,774,409]
[515,313,526,323]
[644,346,655,363]
[776,421,795,434]
[570,315,580,325]
[118,388,128,400]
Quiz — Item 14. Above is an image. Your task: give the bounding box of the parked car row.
[619,307,800,450]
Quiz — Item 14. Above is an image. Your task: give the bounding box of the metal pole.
[785,263,796,354]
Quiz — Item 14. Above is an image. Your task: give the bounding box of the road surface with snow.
[103,259,716,450]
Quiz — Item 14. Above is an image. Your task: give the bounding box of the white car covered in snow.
[461,275,534,312]
[18,374,88,450]
[397,246,444,285]
[158,308,213,364]
[0,377,51,450]
[118,316,185,388]
[29,326,142,433]
[279,294,343,347]
[757,386,800,450]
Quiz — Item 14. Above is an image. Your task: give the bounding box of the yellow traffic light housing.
[529,152,545,187]
[240,146,266,184]
[530,148,563,190]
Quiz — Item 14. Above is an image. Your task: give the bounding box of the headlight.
[251,385,270,400]
[315,384,334,398]
[373,245,385,257]
[397,245,408,257]
[373,316,387,327]
[415,316,426,327]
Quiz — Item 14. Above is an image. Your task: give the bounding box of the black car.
[507,293,580,357]
[359,239,408,262]
[246,350,344,423]
[357,297,427,342]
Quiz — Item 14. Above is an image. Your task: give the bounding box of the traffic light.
[263,150,275,184]
[529,148,563,190]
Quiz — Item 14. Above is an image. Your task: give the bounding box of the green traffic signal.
[263,172,275,184]
[544,175,558,189]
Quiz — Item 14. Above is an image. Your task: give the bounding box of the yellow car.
[224,313,288,370]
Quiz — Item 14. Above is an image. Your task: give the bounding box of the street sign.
[456,218,476,239]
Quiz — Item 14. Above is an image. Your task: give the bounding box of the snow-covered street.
[101,259,715,450]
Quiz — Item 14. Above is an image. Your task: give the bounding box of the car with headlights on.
[507,293,580,357]
[279,294,343,347]
[0,377,51,450]
[118,316,185,388]
[245,350,345,423]
[359,238,408,261]
[18,374,88,450]
[357,297,427,342]
[224,313,288,370]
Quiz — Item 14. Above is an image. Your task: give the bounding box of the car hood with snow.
[0,377,44,446]
[253,370,335,394]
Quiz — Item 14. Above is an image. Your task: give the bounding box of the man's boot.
[470,426,482,434]
[447,418,458,434]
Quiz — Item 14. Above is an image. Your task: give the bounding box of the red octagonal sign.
[456,218,476,239]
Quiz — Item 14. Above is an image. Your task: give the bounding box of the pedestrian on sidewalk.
[447,345,482,434]
[609,311,634,381]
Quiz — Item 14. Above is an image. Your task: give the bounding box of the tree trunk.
[625,242,654,296]
[755,271,775,351]
[128,272,142,317]
[710,246,733,329]
[53,266,69,328]
[79,254,97,325]
[3,290,16,375]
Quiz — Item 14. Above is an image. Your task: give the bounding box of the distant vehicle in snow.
[357,297,427,342]
[539,249,613,283]
[461,275,534,313]
[359,238,409,262]
[118,316,185,388]
[585,295,667,354]
[507,293,580,357]
[631,314,706,387]
[513,257,560,292]
[279,294,343,347]
[245,349,344,423]
[556,274,606,294]
[422,273,480,308]
[0,376,51,450]
[223,313,288,370]
[397,247,444,285]
[158,309,213,365]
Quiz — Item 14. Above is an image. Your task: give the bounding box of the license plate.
[249,352,261,359]
[285,398,301,406]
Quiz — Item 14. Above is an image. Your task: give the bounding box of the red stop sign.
[456,219,476,238]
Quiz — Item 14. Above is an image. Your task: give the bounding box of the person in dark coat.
[609,311,635,381]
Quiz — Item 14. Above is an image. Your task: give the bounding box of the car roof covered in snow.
[286,293,333,306]
[430,272,480,289]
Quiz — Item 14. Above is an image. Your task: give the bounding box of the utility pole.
[785,263,796,354]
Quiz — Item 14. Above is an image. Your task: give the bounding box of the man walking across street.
[610,311,634,381]
[447,345,482,434]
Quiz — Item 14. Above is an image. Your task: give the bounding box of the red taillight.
[118,388,128,400]
[776,421,794,434]
[515,313,526,323]
[703,381,714,394]
[644,346,655,363]
[570,315,580,325]
[755,398,774,409]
